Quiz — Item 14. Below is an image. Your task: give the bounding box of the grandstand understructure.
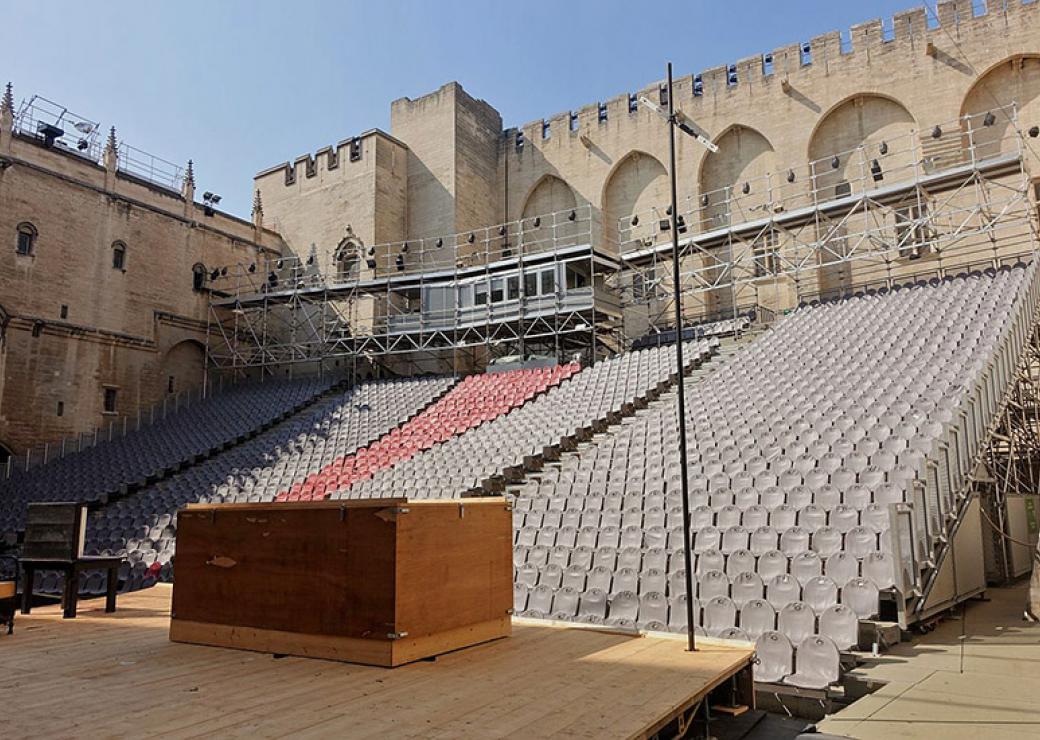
[3,103,1040,695]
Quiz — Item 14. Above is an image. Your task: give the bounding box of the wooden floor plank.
[1,585,752,740]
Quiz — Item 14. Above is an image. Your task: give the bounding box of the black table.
[20,556,123,619]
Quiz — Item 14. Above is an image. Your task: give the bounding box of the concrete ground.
[818,580,1040,738]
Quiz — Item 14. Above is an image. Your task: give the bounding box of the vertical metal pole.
[667,62,696,652]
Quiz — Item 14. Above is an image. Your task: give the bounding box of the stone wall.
[0,104,284,454]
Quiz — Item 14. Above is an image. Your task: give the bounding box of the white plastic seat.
[783,635,841,689]
[753,631,794,683]
[696,549,725,574]
[824,552,859,587]
[607,590,639,624]
[766,574,801,611]
[726,549,756,579]
[697,569,731,601]
[862,551,896,589]
[778,601,816,646]
[819,604,859,650]
[731,571,765,609]
[703,596,737,637]
[803,575,839,613]
[811,526,843,558]
[739,599,776,640]
[790,551,822,586]
[842,577,880,619]
[758,550,788,581]
[846,527,878,558]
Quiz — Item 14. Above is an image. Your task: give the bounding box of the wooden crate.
[169,497,513,666]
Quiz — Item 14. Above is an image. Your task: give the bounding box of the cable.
[978,499,1040,549]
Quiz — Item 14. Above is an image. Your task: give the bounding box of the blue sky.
[1,0,922,217]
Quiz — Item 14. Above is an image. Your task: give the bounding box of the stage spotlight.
[467,233,476,244]
[700,194,709,207]
[532,217,541,228]
[221,267,228,276]
[665,205,673,216]
[209,269,220,280]
[401,242,409,253]
[879,141,888,155]
[870,159,883,182]
[395,254,405,271]
[786,170,795,183]
[659,219,670,231]
[367,247,375,256]
[675,214,687,234]
[365,258,377,269]
[631,215,640,227]
[435,238,444,248]
[248,263,256,273]
[742,182,750,195]
[1029,126,1039,138]
[830,156,840,169]
[932,125,942,139]
[306,255,314,265]
[498,226,507,236]
[77,139,88,151]
[983,111,996,127]
[568,210,576,221]
[276,259,283,269]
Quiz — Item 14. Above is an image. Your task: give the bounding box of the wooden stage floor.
[0,584,753,739]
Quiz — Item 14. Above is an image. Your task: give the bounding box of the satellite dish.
[73,122,95,135]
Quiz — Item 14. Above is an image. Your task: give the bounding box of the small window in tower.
[192,263,207,292]
[56,401,64,417]
[16,222,37,256]
[103,387,118,414]
[59,304,68,320]
[168,375,175,394]
[112,241,127,270]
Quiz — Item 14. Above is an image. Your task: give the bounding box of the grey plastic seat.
[766,574,801,611]
[790,551,822,586]
[696,549,725,574]
[778,601,816,646]
[638,591,669,624]
[697,570,730,601]
[819,604,859,650]
[539,563,563,589]
[608,590,639,625]
[703,596,737,637]
[739,599,776,639]
[726,549,756,579]
[842,577,880,619]
[526,584,554,616]
[803,575,839,614]
[824,552,859,587]
[862,551,896,589]
[753,631,794,683]
[551,586,580,619]
[810,526,843,558]
[758,550,788,581]
[578,588,608,623]
[513,583,529,613]
[731,571,765,609]
[783,635,840,689]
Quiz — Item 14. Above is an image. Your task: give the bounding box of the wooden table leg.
[20,564,34,614]
[62,566,78,619]
[105,566,118,613]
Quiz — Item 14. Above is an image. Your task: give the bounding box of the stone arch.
[521,175,577,219]
[698,125,777,229]
[808,93,916,198]
[961,54,1040,159]
[521,175,578,250]
[808,95,915,299]
[162,339,206,396]
[601,151,668,252]
[697,126,777,316]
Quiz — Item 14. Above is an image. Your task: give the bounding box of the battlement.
[254,128,408,187]
[507,0,1035,147]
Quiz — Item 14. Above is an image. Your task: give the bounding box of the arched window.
[192,263,207,292]
[16,222,37,256]
[112,241,127,270]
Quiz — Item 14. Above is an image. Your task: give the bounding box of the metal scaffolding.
[619,106,1037,341]
[205,204,623,378]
